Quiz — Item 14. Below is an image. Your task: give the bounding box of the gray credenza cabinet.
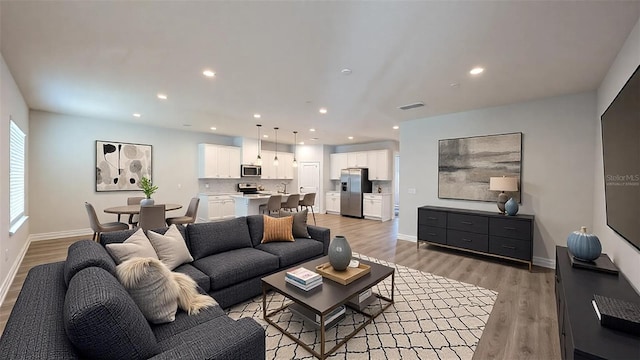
[417,206,534,270]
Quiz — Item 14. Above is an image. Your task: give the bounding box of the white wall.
[0,54,30,304]
[399,92,597,266]
[594,17,640,291]
[28,110,239,236]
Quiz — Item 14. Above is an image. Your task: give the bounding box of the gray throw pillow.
[278,209,311,238]
[147,224,193,270]
[106,228,158,264]
[116,257,180,324]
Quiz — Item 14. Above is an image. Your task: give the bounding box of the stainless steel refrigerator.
[340,168,372,218]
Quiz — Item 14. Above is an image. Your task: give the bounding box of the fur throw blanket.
[116,257,217,323]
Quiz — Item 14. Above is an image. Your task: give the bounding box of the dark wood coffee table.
[262,256,394,359]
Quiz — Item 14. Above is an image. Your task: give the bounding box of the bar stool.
[280,194,299,212]
[259,195,282,216]
[298,193,316,224]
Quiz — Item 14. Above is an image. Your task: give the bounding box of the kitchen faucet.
[279,182,288,194]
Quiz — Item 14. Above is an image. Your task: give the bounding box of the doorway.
[298,162,320,212]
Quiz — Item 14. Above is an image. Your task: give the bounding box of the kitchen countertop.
[199,192,242,196]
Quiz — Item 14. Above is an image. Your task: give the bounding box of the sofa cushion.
[186,218,253,260]
[64,239,117,287]
[173,263,210,292]
[105,228,158,264]
[192,248,279,291]
[116,257,180,324]
[151,305,226,342]
[247,215,265,247]
[256,238,324,268]
[147,225,193,270]
[64,267,160,360]
[261,215,294,243]
[279,209,311,238]
[99,225,187,246]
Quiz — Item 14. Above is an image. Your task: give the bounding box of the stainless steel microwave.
[241,165,261,177]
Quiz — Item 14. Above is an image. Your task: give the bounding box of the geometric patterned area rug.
[227,254,497,359]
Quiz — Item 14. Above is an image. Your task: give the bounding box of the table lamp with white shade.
[489,176,518,214]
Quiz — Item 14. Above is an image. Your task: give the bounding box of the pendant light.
[292,131,298,168]
[255,124,262,165]
[273,127,279,166]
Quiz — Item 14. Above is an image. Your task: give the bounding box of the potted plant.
[139,176,158,206]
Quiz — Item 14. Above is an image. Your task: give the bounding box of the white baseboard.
[533,256,555,269]
[398,233,416,242]
[0,237,32,308]
[29,228,93,242]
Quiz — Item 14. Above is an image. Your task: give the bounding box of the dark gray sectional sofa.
[0,215,331,359]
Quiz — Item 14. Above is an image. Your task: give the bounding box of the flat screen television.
[601,65,640,250]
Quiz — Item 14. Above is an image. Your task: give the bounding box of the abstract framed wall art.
[438,132,522,202]
[96,140,152,192]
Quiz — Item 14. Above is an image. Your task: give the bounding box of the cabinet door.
[347,153,358,167]
[363,197,381,217]
[217,147,231,178]
[221,199,235,219]
[326,194,340,213]
[228,147,241,178]
[369,150,390,180]
[330,154,341,180]
[261,150,275,179]
[279,153,294,179]
[355,152,368,167]
[208,199,223,220]
[199,144,219,178]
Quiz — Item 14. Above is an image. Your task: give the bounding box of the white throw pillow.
[106,228,158,264]
[116,257,180,324]
[147,225,194,270]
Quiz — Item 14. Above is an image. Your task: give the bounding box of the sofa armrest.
[149,317,265,360]
[307,225,331,255]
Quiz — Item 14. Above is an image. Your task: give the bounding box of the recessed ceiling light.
[319,108,327,114]
[311,137,319,141]
[253,114,261,119]
[469,67,484,75]
[157,93,168,100]
[203,70,215,77]
[392,125,399,130]
[348,136,354,140]
[309,128,316,132]
[133,113,141,118]
[299,141,304,145]
[341,68,352,75]
[263,134,269,138]
[210,127,217,131]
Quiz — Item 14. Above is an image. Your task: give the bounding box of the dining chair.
[280,194,300,212]
[85,202,129,242]
[259,195,282,216]
[166,197,199,226]
[298,193,316,225]
[138,204,167,231]
[119,196,145,225]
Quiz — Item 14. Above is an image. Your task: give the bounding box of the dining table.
[103,203,183,215]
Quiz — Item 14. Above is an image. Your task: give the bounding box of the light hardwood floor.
[0,214,561,359]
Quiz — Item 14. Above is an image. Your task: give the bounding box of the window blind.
[10,120,25,225]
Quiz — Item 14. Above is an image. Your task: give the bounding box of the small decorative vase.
[328,235,352,271]
[505,198,519,216]
[567,226,601,261]
[140,198,155,206]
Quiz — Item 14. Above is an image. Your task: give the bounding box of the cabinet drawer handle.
[502,245,516,250]
[462,238,472,242]
[503,226,517,230]
[461,221,473,225]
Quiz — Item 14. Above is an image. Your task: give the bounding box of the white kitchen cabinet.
[325,192,341,214]
[363,193,392,221]
[330,153,348,180]
[260,150,294,179]
[198,194,236,222]
[198,144,241,179]
[368,149,391,180]
[347,152,368,168]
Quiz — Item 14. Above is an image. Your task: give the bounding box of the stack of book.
[289,303,346,329]
[285,267,322,291]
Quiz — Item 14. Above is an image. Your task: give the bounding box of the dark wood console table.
[555,246,640,360]
[417,206,534,270]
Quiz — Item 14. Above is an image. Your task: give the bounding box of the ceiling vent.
[398,102,425,110]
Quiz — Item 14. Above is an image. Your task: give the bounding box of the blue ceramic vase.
[140,198,155,206]
[567,226,601,261]
[505,198,519,216]
[328,235,352,271]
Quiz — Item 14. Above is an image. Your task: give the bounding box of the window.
[10,120,26,227]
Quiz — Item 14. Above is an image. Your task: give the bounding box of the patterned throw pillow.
[106,228,158,264]
[278,209,311,238]
[261,215,294,243]
[147,224,193,270]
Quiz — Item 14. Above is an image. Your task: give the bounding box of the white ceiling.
[1,1,639,145]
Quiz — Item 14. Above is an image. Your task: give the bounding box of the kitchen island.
[231,193,301,216]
